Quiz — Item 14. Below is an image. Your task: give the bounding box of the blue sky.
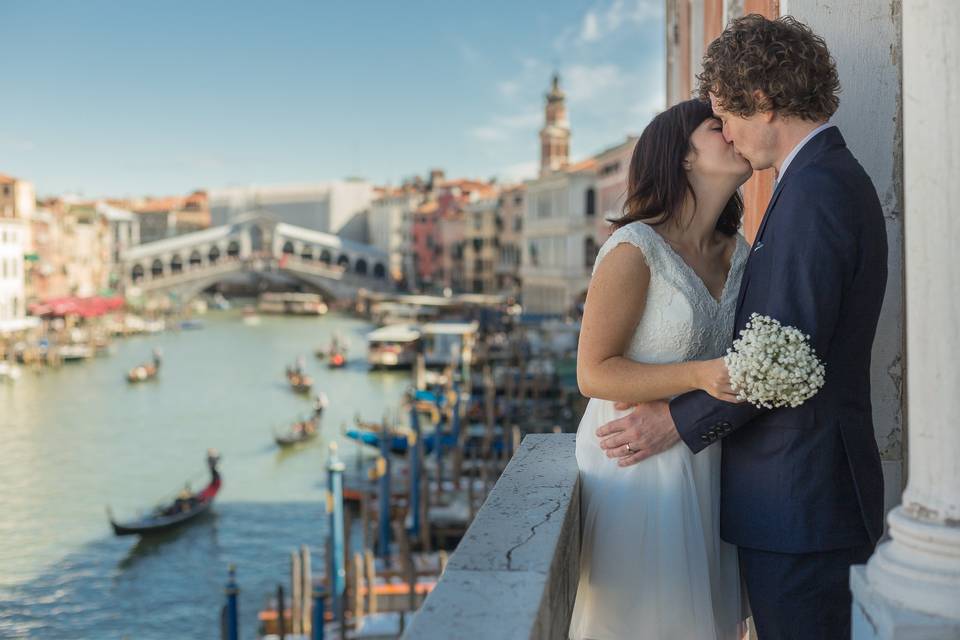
[0,1,664,198]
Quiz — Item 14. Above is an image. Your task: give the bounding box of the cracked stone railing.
[402,433,580,639]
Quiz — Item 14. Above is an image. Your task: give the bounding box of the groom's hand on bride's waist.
[596,400,681,467]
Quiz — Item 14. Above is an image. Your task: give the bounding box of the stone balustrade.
[402,434,580,640]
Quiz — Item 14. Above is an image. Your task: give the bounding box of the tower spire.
[539,72,570,176]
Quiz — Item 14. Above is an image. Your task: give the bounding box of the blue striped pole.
[224,564,239,640]
[326,443,346,633]
[435,392,445,490]
[408,393,421,539]
[377,418,391,563]
[312,589,326,640]
[451,383,462,441]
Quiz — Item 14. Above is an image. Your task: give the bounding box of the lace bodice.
[591,221,749,364]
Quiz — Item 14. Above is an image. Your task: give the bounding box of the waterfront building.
[593,137,638,245]
[411,199,441,292]
[133,191,210,244]
[0,174,32,334]
[27,200,111,300]
[521,157,597,316]
[368,184,423,288]
[463,196,499,294]
[96,202,140,290]
[494,184,525,298]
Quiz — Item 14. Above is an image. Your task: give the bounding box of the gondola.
[285,362,313,394]
[327,348,347,369]
[127,348,161,383]
[325,333,349,369]
[108,450,221,536]
[274,394,328,447]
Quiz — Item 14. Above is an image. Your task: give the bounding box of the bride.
[569,98,753,639]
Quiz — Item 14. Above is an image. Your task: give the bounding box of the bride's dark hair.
[611,98,742,235]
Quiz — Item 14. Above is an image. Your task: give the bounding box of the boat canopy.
[367,324,421,343]
[420,321,479,336]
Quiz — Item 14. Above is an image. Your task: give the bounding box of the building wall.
[593,138,637,246]
[670,0,779,242]
[368,190,420,285]
[208,181,373,237]
[0,219,27,332]
[412,204,440,290]
[780,0,905,511]
[495,185,525,297]
[522,169,596,315]
[463,198,499,294]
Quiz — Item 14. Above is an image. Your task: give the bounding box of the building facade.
[368,186,422,288]
[593,137,637,245]
[26,201,111,300]
[463,196,499,294]
[208,180,373,242]
[521,159,597,316]
[0,174,33,334]
[494,185,525,298]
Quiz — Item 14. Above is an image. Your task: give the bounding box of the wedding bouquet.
[724,313,826,409]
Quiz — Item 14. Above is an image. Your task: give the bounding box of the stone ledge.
[402,434,580,639]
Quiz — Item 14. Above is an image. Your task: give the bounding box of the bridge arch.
[373,263,386,279]
[227,240,241,258]
[170,254,184,274]
[282,241,295,255]
[337,254,350,271]
[189,250,203,269]
[132,263,145,283]
[300,245,315,261]
[355,258,368,276]
[320,249,332,265]
[208,245,221,264]
[150,259,164,278]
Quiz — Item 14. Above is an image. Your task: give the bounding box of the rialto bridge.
[119,215,391,302]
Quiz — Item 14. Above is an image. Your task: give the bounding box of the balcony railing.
[402,434,580,639]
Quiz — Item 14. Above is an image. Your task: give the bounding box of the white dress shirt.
[774,122,836,188]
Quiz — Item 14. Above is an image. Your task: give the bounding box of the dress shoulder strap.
[592,222,663,276]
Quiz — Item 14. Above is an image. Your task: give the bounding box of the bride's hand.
[696,358,742,403]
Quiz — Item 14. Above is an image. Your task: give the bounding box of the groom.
[595,15,888,639]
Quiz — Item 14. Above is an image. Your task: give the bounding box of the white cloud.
[469,109,542,142]
[564,64,628,103]
[581,12,601,42]
[497,80,521,98]
[569,0,665,47]
[456,40,482,65]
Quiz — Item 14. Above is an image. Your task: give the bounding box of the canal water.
[0,310,408,639]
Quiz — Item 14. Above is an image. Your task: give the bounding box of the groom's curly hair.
[697,14,840,121]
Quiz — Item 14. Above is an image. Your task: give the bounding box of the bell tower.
[539,73,570,176]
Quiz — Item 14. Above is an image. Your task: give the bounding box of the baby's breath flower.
[723,313,826,409]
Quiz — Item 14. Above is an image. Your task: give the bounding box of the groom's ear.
[752,90,775,122]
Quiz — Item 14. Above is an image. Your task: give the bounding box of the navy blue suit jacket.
[670,127,888,553]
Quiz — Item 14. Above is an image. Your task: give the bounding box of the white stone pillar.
[851,1,960,637]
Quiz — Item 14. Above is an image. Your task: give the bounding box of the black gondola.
[108,450,221,536]
[274,394,328,447]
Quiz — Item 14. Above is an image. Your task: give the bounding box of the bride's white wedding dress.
[569,221,749,640]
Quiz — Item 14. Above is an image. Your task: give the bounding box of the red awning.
[28,296,125,318]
